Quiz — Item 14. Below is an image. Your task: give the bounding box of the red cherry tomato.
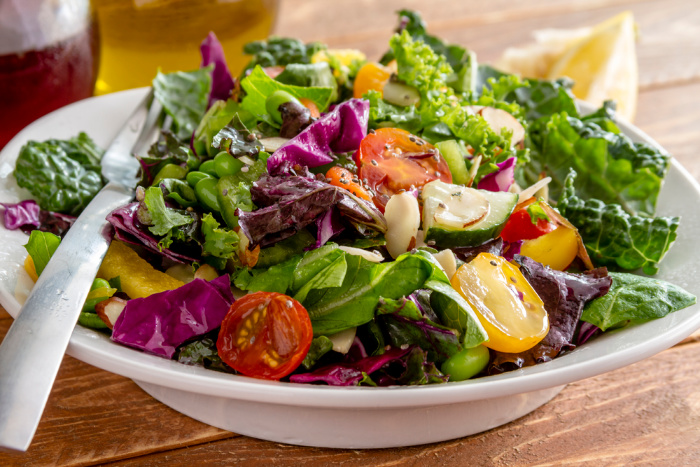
[325,166,373,201]
[500,208,556,243]
[355,128,452,211]
[217,292,313,380]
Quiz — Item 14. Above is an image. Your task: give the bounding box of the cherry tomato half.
[325,166,372,201]
[355,128,452,211]
[500,208,556,243]
[217,292,313,380]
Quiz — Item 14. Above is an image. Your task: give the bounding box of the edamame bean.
[91,278,111,290]
[195,177,221,211]
[214,151,244,177]
[186,170,214,187]
[265,90,303,124]
[78,312,109,329]
[199,159,218,176]
[152,164,188,186]
[441,345,490,381]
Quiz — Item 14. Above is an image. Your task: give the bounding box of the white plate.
[1,89,699,449]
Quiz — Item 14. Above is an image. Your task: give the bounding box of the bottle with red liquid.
[0,0,99,149]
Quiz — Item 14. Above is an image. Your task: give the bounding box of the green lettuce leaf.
[201,213,239,259]
[24,230,61,276]
[582,272,696,331]
[365,90,422,133]
[275,62,338,102]
[14,133,104,215]
[523,112,670,216]
[558,170,679,275]
[143,186,194,239]
[240,66,335,120]
[153,68,212,141]
[193,100,256,157]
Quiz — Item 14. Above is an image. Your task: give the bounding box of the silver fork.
[0,90,162,452]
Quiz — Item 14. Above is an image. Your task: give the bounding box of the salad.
[3,10,696,386]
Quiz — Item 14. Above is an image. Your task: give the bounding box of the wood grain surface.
[2,0,700,464]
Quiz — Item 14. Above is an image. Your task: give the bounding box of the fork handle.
[0,182,133,451]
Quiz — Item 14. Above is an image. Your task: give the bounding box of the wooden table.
[3,0,700,464]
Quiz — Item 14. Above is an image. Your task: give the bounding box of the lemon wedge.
[496,12,638,121]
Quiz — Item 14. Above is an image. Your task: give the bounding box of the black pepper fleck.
[490,260,498,266]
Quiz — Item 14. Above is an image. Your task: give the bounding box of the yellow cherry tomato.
[450,253,549,353]
[24,255,38,282]
[520,225,579,271]
[353,62,392,99]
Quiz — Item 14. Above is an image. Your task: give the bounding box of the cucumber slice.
[435,140,469,185]
[423,181,518,248]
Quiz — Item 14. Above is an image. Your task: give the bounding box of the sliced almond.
[479,107,526,147]
[327,327,357,354]
[517,176,552,204]
[260,137,290,153]
[432,249,457,279]
[337,246,384,263]
[95,297,128,330]
[384,192,421,259]
[236,227,260,268]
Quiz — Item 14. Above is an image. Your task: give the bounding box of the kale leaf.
[14,133,105,215]
[523,111,670,216]
[558,170,679,275]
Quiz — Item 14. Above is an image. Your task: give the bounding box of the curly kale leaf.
[242,37,326,72]
[523,112,670,216]
[558,170,679,275]
[14,133,104,215]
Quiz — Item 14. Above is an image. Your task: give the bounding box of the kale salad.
[4,10,695,385]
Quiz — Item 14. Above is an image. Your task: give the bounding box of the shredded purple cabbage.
[477,157,516,192]
[112,275,234,358]
[312,207,345,249]
[200,32,235,105]
[266,99,369,175]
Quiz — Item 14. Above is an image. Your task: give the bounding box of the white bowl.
[1,89,699,449]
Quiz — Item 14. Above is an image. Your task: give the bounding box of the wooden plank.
[636,81,700,180]
[103,340,700,465]
[0,319,234,467]
[275,0,700,89]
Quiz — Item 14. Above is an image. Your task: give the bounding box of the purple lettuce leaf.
[452,237,504,263]
[200,32,235,105]
[107,202,201,263]
[477,156,516,192]
[577,322,601,346]
[266,99,369,175]
[376,296,461,364]
[237,174,385,247]
[290,345,448,386]
[1,199,76,237]
[488,255,612,373]
[112,275,233,358]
